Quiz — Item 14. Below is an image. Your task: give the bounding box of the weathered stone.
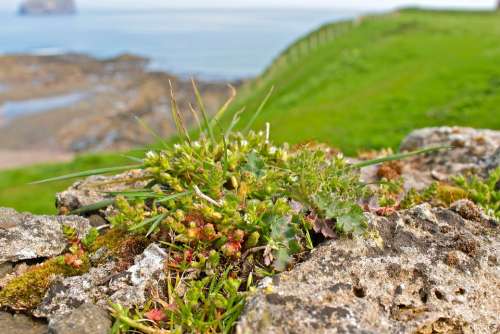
[34,262,115,318]
[56,170,147,214]
[0,262,14,280]
[108,243,168,306]
[237,204,499,334]
[0,207,90,264]
[400,127,500,188]
[0,311,47,334]
[35,243,167,319]
[48,303,111,334]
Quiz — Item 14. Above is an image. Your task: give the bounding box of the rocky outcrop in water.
[19,0,76,15]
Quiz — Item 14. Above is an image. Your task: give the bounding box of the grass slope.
[1,9,499,214]
[227,9,500,154]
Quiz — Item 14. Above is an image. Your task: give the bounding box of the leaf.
[311,217,336,238]
[272,248,291,272]
[31,165,143,184]
[192,78,215,143]
[71,199,115,215]
[243,86,274,133]
[351,146,450,169]
[243,152,266,177]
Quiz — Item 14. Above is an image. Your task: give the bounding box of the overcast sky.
[0,0,496,10]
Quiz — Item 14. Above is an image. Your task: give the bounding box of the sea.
[0,8,360,80]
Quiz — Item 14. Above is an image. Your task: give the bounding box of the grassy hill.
[227,9,500,154]
[1,8,500,214]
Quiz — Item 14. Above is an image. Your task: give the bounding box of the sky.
[0,0,496,10]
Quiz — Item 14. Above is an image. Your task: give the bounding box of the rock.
[56,170,148,214]
[34,262,116,318]
[48,303,111,334]
[0,262,14,280]
[0,207,90,264]
[0,311,47,334]
[36,243,167,319]
[400,127,500,188]
[108,243,168,306]
[19,0,76,15]
[237,204,499,334]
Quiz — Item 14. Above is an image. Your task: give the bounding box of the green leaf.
[351,146,450,169]
[31,165,143,184]
[244,86,274,133]
[243,152,266,177]
[70,199,115,215]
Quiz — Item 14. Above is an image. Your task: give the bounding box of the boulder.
[48,303,111,334]
[35,243,167,320]
[0,312,47,334]
[237,204,499,334]
[360,126,500,190]
[0,207,90,264]
[400,126,500,188]
[56,170,147,214]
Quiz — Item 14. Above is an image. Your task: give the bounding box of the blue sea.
[0,9,359,80]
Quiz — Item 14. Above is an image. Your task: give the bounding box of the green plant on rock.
[33,84,444,334]
[453,167,500,220]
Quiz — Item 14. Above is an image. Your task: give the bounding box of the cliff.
[18,0,76,15]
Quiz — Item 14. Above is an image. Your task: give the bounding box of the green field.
[1,9,499,214]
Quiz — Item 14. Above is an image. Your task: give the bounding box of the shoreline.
[0,52,234,160]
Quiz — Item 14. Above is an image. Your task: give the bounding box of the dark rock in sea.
[19,0,76,16]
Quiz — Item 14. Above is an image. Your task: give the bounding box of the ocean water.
[0,9,359,80]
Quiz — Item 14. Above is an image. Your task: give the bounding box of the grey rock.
[400,127,500,188]
[0,207,90,264]
[0,262,14,280]
[48,303,111,334]
[0,311,47,334]
[359,127,500,190]
[108,243,167,306]
[36,243,167,319]
[35,262,116,318]
[237,204,499,334]
[56,170,147,214]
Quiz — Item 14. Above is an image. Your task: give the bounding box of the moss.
[91,228,148,271]
[436,185,468,206]
[91,228,129,253]
[0,256,89,310]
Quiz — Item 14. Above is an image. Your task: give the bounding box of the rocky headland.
[0,126,498,333]
[18,0,76,15]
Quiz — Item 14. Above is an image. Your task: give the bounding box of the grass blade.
[192,78,215,143]
[146,213,166,237]
[31,165,143,184]
[210,84,236,127]
[188,103,203,138]
[134,115,168,149]
[225,107,245,138]
[351,146,451,169]
[169,80,191,145]
[120,154,144,163]
[156,190,193,203]
[243,86,274,133]
[70,198,115,215]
